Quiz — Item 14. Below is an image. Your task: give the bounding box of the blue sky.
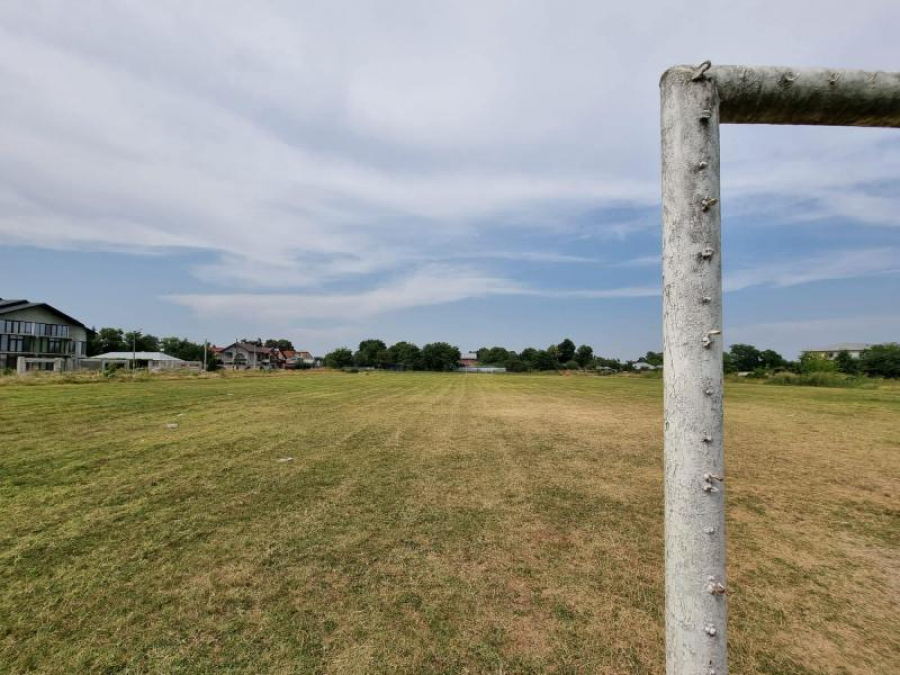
[2,2,899,359]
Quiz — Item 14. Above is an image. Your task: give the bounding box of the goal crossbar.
[659,63,899,675]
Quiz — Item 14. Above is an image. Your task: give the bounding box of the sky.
[1,1,899,359]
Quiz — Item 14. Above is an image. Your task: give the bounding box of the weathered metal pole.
[660,63,900,675]
[661,62,726,675]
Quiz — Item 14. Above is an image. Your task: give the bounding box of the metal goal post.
[659,63,900,675]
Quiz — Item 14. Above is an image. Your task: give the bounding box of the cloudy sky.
[2,1,898,358]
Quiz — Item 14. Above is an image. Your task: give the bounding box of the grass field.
[1,371,898,674]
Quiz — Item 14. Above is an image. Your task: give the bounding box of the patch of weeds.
[732,491,768,516]
[553,601,577,622]
[830,499,899,546]
[396,591,423,610]
[756,651,833,675]
[532,484,625,526]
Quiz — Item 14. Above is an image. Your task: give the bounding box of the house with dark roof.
[214,342,274,369]
[0,298,89,371]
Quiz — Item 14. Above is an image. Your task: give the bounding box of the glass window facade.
[1,322,82,357]
[2,320,70,337]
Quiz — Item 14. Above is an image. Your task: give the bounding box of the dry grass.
[1,371,897,673]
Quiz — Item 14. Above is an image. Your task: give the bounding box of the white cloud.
[165,265,523,321]
[724,247,900,292]
[165,247,899,325]
[1,0,899,298]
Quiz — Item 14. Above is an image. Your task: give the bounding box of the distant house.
[215,342,274,369]
[268,348,286,369]
[0,298,89,371]
[632,362,658,371]
[269,349,316,369]
[802,343,871,360]
[459,352,478,367]
[83,351,195,371]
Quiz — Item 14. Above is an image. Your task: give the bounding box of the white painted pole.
[661,63,727,675]
[657,62,900,675]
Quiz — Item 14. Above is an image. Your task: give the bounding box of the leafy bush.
[505,359,528,373]
[860,343,900,378]
[767,371,875,388]
[799,353,837,373]
[324,347,354,369]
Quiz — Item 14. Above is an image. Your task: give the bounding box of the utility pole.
[131,329,139,376]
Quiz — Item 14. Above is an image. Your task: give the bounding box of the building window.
[5,336,24,352]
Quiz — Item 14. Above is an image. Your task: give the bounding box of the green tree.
[354,339,388,367]
[91,327,126,354]
[575,344,594,368]
[324,347,354,368]
[723,352,737,374]
[800,352,837,373]
[728,344,762,372]
[421,342,462,371]
[859,343,900,378]
[834,350,861,375]
[504,357,527,372]
[160,336,204,361]
[387,341,423,370]
[123,330,159,353]
[759,349,787,371]
[641,351,664,367]
[556,338,576,363]
[593,355,622,371]
[519,347,538,367]
[264,339,294,351]
[532,349,558,371]
[479,346,513,365]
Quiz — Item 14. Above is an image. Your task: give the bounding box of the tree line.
[472,339,661,372]
[725,342,900,379]
[326,337,899,379]
[324,340,462,372]
[324,337,663,373]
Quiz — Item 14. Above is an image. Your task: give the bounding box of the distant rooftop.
[87,352,185,361]
[803,343,872,352]
[0,298,87,327]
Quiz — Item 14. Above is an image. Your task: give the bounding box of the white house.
[802,343,871,360]
[215,342,273,369]
[83,351,197,371]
